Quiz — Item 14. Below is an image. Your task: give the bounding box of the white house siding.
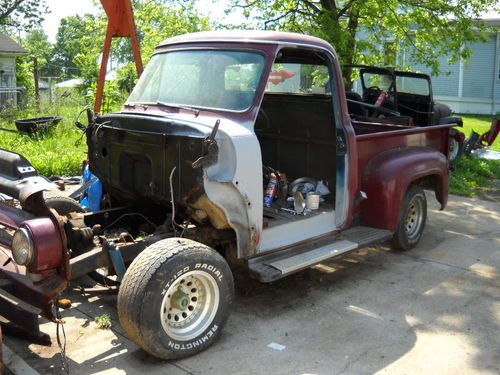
[411,54,461,97]
[403,34,500,115]
[355,19,500,115]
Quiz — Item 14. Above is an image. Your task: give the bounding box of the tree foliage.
[11,0,211,110]
[229,0,498,82]
[50,15,105,79]
[0,0,47,30]
[15,29,53,96]
[112,0,211,92]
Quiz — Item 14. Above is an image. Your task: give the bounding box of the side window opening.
[265,63,331,95]
[256,48,337,208]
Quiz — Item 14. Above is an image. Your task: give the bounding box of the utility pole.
[33,57,40,111]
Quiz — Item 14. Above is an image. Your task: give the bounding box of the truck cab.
[0,31,452,361]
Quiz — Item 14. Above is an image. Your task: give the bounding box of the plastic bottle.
[264,172,278,207]
[80,164,103,212]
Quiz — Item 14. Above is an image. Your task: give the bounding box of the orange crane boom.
[95,0,143,113]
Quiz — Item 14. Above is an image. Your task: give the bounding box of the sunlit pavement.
[4,192,500,375]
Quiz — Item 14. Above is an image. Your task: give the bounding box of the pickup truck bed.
[354,120,450,180]
[352,120,450,231]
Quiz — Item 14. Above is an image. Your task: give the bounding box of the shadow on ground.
[5,194,500,374]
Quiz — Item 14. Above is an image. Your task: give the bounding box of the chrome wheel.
[405,194,424,241]
[160,270,220,341]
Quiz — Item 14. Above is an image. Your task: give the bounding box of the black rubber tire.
[45,196,118,286]
[45,196,85,215]
[449,130,464,163]
[392,185,427,251]
[117,238,234,360]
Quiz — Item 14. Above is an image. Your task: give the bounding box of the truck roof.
[158,30,335,54]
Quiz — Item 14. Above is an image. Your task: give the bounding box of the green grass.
[449,114,500,197]
[458,114,500,151]
[0,103,89,176]
[94,314,112,330]
[450,157,500,196]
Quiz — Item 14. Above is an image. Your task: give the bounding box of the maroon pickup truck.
[0,31,452,362]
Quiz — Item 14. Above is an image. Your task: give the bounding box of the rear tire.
[449,130,464,162]
[117,238,234,360]
[392,185,427,251]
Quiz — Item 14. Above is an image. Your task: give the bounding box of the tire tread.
[117,238,225,358]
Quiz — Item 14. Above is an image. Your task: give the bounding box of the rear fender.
[360,147,448,231]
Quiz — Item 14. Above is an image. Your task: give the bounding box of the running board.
[249,226,392,282]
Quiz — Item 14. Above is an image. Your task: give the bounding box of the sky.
[42,0,243,43]
[43,0,96,42]
[41,1,500,43]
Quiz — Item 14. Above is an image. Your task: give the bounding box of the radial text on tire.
[392,185,427,251]
[117,238,234,360]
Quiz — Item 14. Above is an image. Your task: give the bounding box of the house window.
[384,42,397,67]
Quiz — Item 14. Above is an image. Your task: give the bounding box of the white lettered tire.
[117,238,234,359]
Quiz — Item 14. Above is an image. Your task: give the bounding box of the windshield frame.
[125,47,269,114]
[394,71,432,98]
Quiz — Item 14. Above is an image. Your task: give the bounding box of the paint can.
[306,193,320,210]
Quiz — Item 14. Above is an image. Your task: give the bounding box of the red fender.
[360,147,449,231]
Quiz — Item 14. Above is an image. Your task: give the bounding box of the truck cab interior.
[254,47,339,246]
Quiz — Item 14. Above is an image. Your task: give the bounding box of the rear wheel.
[392,185,427,251]
[449,129,464,162]
[117,238,234,360]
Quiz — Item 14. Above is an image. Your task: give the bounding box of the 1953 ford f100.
[0,31,455,361]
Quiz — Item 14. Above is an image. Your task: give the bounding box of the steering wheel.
[363,86,382,104]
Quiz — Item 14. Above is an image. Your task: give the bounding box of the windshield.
[362,72,393,91]
[395,75,430,96]
[127,50,266,112]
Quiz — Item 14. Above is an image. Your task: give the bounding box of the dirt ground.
[3,192,500,375]
[476,178,500,202]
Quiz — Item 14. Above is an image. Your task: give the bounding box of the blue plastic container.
[80,165,103,212]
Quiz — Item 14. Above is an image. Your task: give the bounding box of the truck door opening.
[255,48,338,247]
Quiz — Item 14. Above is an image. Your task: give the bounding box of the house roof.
[0,32,28,55]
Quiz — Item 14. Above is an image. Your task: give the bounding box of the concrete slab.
[3,193,500,375]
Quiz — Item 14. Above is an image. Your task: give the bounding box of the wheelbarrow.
[0,116,63,136]
[15,116,63,135]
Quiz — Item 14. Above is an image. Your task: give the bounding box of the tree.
[15,29,53,97]
[229,0,498,83]
[0,0,47,30]
[112,0,211,92]
[21,29,53,74]
[51,15,104,78]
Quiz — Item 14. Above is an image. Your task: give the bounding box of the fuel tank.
[87,113,207,207]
